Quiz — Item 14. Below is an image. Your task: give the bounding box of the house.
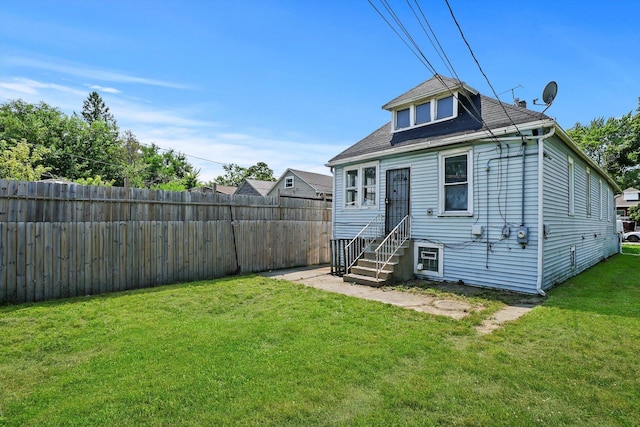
[326,75,620,295]
[267,168,333,201]
[616,187,639,231]
[234,179,274,196]
[615,187,639,218]
[190,184,237,195]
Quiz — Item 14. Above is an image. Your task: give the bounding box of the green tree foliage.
[214,162,276,186]
[629,205,640,223]
[138,144,200,190]
[0,138,51,181]
[81,91,116,127]
[568,99,640,190]
[0,98,200,190]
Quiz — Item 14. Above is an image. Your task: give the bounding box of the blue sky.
[1,0,639,182]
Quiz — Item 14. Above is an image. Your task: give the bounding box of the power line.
[443,0,522,135]
[368,0,503,145]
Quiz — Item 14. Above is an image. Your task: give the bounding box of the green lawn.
[622,242,640,254]
[1,255,639,426]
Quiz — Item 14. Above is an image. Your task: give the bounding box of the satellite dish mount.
[533,81,558,113]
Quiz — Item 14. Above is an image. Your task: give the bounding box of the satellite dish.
[542,81,558,105]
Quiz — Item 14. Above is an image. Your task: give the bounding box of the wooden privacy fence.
[0,180,332,304]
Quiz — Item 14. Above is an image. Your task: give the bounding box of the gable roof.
[287,169,333,194]
[235,179,274,196]
[382,74,479,110]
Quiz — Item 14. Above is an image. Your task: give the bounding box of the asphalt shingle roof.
[329,75,551,164]
[288,169,333,194]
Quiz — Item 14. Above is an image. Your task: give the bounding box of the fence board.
[1,180,332,304]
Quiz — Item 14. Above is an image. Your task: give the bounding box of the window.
[607,187,611,222]
[285,176,294,188]
[414,243,444,278]
[392,93,458,131]
[396,108,410,129]
[586,167,591,217]
[568,157,575,216]
[415,101,431,124]
[343,163,378,208]
[436,95,454,120]
[439,148,473,215]
[599,179,603,220]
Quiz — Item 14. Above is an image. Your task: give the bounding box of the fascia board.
[553,125,621,192]
[382,84,479,110]
[326,119,554,168]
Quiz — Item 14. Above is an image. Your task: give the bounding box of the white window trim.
[284,176,294,188]
[343,162,379,209]
[392,92,459,132]
[607,187,611,222]
[586,167,591,217]
[599,179,603,220]
[438,147,473,216]
[414,242,444,278]
[568,157,575,216]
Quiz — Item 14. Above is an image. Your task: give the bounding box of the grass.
[622,242,640,254]
[1,255,639,426]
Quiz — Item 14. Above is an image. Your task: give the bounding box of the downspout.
[536,126,556,296]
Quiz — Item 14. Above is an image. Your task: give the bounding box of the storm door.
[385,168,410,234]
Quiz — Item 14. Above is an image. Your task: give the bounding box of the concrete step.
[355,258,398,271]
[343,273,389,287]
[350,265,393,281]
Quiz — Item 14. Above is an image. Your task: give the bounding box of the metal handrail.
[374,215,411,279]
[343,214,384,273]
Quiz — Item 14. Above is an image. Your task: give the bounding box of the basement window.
[414,242,443,278]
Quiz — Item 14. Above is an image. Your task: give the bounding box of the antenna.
[532,81,558,113]
[498,84,523,101]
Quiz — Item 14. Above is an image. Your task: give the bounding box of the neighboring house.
[267,168,333,201]
[190,184,237,195]
[616,187,639,231]
[234,179,274,196]
[615,187,639,218]
[327,75,620,295]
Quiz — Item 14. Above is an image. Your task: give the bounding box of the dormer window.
[392,93,458,132]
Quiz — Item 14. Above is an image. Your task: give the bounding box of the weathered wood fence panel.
[0,179,332,304]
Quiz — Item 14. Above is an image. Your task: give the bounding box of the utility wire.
[444,0,522,135]
[369,0,503,145]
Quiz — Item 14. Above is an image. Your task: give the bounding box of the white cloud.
[88,85,121,94]
[6,55,191,89]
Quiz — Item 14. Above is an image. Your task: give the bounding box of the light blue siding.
[332,132,619,294]
[540,136,618,289]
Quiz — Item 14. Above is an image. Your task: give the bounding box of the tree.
[568,99,640,190]
[214,162,276,186]
[629,205,640,223]
[138,144,200,190]
[0,138,51,181]
[81,91,116,126]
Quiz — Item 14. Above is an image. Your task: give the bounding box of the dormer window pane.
[415,102,431,124]
[436,96,454,120]
[396,108,410,129]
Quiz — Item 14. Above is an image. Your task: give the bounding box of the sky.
[1,0,639,183]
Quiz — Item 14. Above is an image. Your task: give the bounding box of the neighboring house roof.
[213,185,237,195]
[235,179,274,196]
[284,169,333,195]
